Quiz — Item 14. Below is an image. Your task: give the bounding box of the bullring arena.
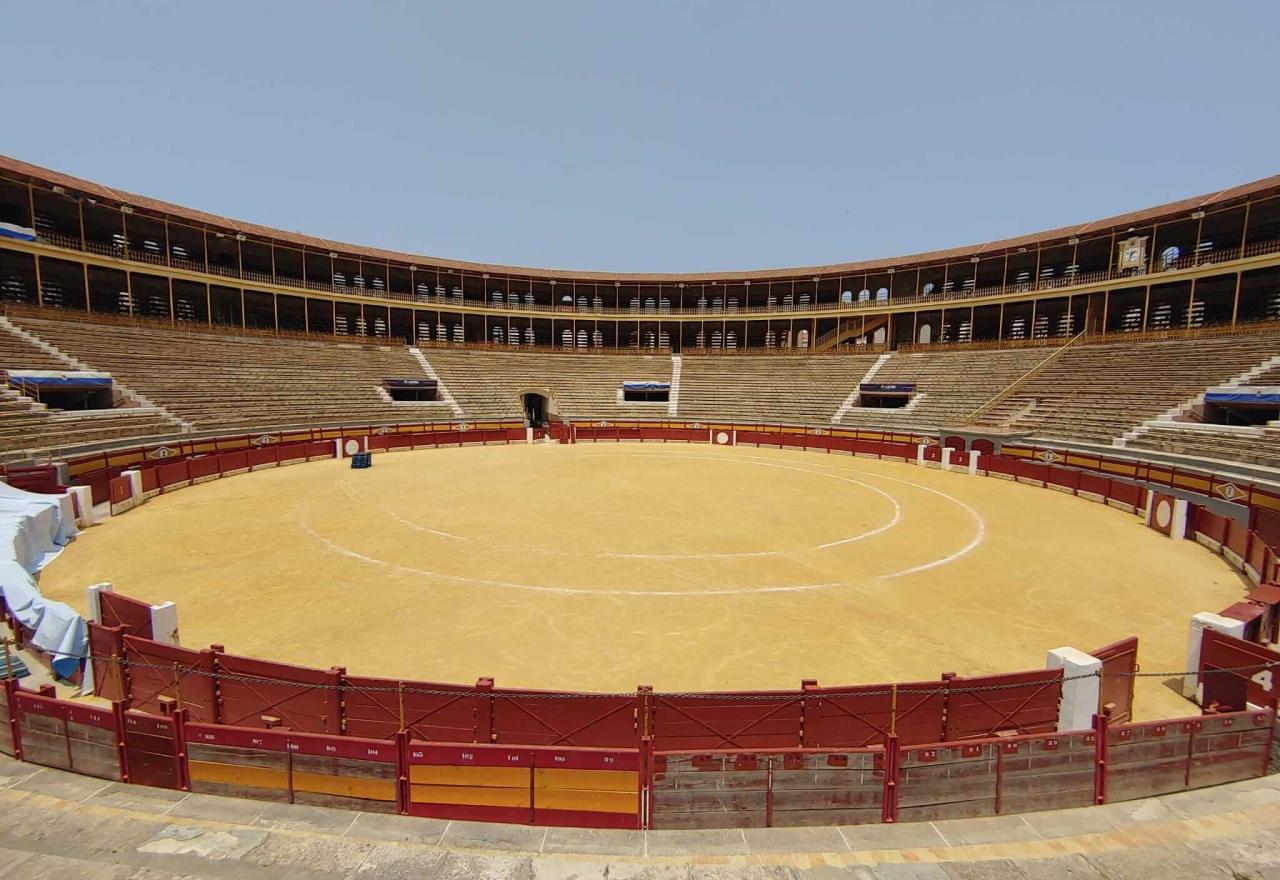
[1,155,1280,876]
[38,441,1243,717]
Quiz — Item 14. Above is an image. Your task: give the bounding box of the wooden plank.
[409,783,531,809]
[188,759,288,791]
[533,768,637,793]
[534,788,637,814]
[408,765,527,788]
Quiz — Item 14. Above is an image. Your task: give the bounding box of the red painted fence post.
[3,678,22,761]
[475,678,494,743]
[1093,711,1109,805]
[640,734,654,830]
[172,706,191,791]
[113,700,130,784]
[881,734,900,823]
[208,644,225,724]
[395,729,411,815]
[801,679,820,747]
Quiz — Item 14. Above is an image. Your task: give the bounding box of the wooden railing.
[14,227,1280,320]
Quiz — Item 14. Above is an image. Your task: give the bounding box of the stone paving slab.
[9,766,114,801]
[345,810,450,845]
[540,826,646,856]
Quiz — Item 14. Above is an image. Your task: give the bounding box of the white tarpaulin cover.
[0,481,85,678]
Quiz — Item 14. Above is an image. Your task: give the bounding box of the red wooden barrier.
[122,635,218,722]
[13,689,121,780]
[217,450,249,474]
[342,675,481,742]
[648,690,805,751]
[1092,637,1139,723]
[98,592,154,638]
[943,669,1063,740]
[87,623,126,702]
[185,722,399,812]
[247,446,278,469]
[490,689,640,748]
[123,710,186,790]
[1198,629,1280,711]
[108,476,132,510]
[187,455,220,481]
[803,681,945,748]
[214,652,343,734]
[154,460,190,491]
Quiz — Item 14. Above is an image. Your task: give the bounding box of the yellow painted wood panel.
[410,783,530,808]
[188,760,287,790]
[534,787,637,814]
[409,764,528,788]
[291,770,395,802]
[533,768,637,793]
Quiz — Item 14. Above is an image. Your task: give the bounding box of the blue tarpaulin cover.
[0,222,36,242]
[623,381,670,391]
[1205,387,1280,405]
[8,370,113,388]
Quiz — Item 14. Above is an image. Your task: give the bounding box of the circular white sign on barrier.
[1155,499,1172,529]
[715,431,729,445]
[344,439,361,456]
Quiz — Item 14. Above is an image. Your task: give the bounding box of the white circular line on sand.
[299,521,843,597]
[310,445,985,594]
[342,451,903,560]
[339,479,462,540]
[609,447,987,579]
[590,456,902,559]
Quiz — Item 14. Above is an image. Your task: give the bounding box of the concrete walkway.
[2,754,1280,878]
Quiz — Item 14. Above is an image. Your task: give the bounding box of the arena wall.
[3,418,1280,830]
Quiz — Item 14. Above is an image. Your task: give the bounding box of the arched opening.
[521,392,549,426]
[917,323,932,344]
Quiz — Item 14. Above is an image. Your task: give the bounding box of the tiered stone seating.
[679,354,882,425]
[12,316,453,432]
[0,324,179,461]
[982,333,1280,444]
[1128,423,1280,469]
[423,349,673,420]
[835,349,1045,430]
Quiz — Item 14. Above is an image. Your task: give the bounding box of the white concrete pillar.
[122,469,143,505]
[150,601,179,645]
[86,582,114,623]
[1183,612,1248,701]
[1047,647,1102,732]
[968,451,981,476]
[1171,498,1188,539]
[1142,489,1155,526]
[941,447,954,471]
[916,444,927,466]
[68,485,95,526]
[526,426,534,443]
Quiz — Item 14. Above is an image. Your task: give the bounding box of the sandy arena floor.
[40,443,1250,719]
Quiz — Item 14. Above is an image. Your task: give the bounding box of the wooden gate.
[1093,637,1138,723]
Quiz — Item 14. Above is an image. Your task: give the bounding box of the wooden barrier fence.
[0,675,1271,830]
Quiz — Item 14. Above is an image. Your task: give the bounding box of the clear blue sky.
[2,1,1277,272]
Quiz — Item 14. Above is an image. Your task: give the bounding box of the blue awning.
[1206,390,1280,405]
[0,223,36,242]
[623,382,670,391]
[8,371,113,388]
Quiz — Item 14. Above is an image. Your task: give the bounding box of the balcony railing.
[16,229,1280,319]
